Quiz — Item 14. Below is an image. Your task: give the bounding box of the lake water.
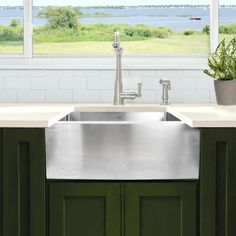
[0,7,235,31]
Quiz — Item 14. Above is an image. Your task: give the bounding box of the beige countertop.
[0,103,236,128]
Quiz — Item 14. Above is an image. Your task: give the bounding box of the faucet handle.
[137,82,142,97]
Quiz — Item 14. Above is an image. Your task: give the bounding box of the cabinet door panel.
[125,182,197,236]
[49,182,121,236]
[3,128,46,236]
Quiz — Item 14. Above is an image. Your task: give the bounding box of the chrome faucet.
[113,32,142,105]
[159,79,171,105]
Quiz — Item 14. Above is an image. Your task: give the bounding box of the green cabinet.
[125,183,197,236]
[200,129,236,236]
[2,127,236,236]
[49,182,197,236]
[2,128,46,236]
[49,182,121,236]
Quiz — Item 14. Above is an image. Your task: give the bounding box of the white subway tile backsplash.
[101,70,115,78]
[183,90,210,103]
[136,90,156,103]
[183,70,204,77]
[122,70,130,78]
[129,70,156,77]
[73,90,100,102]
[197,77,214,90]
[75,70,101,77]
[156,90,162,103]
[0,90,18,102]
[181,77,197,89]
[142,77,159,90]
[0,78,4,89]
[0,69,213,103]
[210,90,217,103]
[87,75,115,90]
[87,77,101,89]
[46,90,73,102]
[4,77,31,89]
[18,90,45,102]
[123,76,142,90]
[158,76,196,90]
[0,70,19,77]
[18,70,46,77]
[32,77,59,89]
[101,77,115,90]
[100,90,113,102]
[157,70,184,78]
[60,77,87,89]
[46,70,67,77]
[29,70,47,77]
[170,90,183,103]
[168,77,183,90]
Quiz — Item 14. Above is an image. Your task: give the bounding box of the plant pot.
[214,80,236,105]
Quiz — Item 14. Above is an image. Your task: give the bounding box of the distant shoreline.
[0,5,236,9]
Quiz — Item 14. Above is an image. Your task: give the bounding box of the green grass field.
[0,34,234,55]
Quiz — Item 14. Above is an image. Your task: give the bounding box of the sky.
[0,0,235,6]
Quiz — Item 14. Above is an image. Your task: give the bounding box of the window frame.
[0,0,219,69]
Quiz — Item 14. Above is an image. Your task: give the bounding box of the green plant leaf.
[204,37,236,80]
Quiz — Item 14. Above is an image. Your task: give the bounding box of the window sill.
[0,56,208,70]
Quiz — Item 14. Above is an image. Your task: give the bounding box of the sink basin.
[61,112,179,122]
[46,112,199,180]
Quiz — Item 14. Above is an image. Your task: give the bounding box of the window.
[219,0,236,43]
[0,0,23,54]
[0,1,234,58]
[32,0,210,55]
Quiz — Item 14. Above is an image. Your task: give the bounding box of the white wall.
[0,69,216,103]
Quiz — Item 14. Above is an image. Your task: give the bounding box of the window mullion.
[24,0,33,58]
[210,0,219,52]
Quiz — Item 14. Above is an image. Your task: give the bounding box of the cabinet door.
[125,182,197,236]
[200,129,236,236]
[49,182,121,236]
[3,128,46,236]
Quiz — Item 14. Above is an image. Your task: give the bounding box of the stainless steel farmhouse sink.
[61,111,179,122]
[46,112,200,180]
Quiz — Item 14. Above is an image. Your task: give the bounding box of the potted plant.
[204,37,236,105]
